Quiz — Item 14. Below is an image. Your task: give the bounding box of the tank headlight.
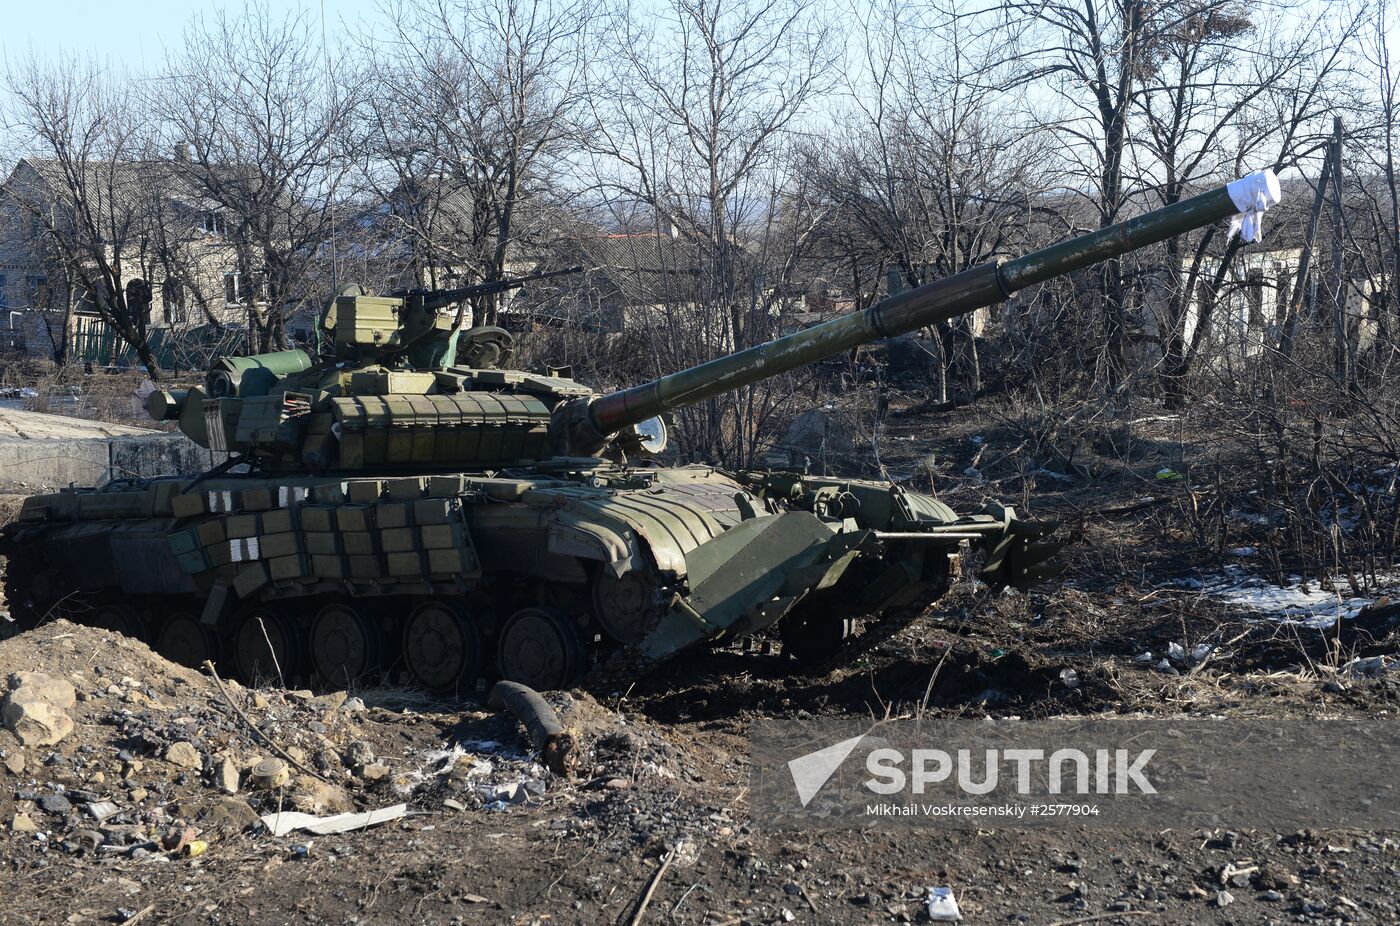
[633,416,668,454]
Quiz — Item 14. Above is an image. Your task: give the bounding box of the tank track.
[585,600,937,689]
[3,527,947,694]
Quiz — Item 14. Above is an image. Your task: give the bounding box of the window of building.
[1246,269,1266,330]
[0,274,7,310]
[224,272,243,306]
[200,212,226,236]
[1277,271,1292,323]
[25,276,48,309]
[163,279,186,324]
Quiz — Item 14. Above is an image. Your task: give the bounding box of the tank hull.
[0,463,1050,691]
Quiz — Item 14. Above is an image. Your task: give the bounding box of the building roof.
[574,233,710,304]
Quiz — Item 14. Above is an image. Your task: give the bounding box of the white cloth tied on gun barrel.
[1226,168,1282,243]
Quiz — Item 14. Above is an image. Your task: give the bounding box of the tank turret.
[145,266,590,473]
[144,170,1280,476]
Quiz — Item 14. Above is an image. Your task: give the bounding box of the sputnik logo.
[787,735,865,806]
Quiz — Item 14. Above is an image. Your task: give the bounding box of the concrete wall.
[0,407,222,490]
[0,432,220,490]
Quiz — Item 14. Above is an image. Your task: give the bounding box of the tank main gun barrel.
[584,171,1281,437]
[396,265,586,313]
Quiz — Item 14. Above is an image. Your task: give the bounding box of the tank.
[0,172,1280,692]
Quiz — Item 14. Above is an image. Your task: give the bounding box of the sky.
[0,0,371,72]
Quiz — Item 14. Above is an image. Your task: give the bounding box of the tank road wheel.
[593,569,660,645]
[231,608,303,687]
[497,607,583,691]
[90,603,145,641]
[402,602,483,695]
[310,601,382,688]
[781,611,857,667]
[155,611,219,669]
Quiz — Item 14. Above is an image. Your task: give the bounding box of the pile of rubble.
[0,621,567,862]
[0,620,701,867]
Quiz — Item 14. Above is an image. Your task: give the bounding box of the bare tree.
[585,0,835,464]
[1,54,167,377]
[156,3,360,353]
[805,0,1048,404]
[1134,4,1359,405]
[999,0,1271,390]
[1342,0,1400,362]
[360,0,592,324]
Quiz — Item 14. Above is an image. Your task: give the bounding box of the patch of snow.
[1166,565,1400,628]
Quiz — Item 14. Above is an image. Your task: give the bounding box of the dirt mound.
[0,621,410,855]
[0,620,705,876]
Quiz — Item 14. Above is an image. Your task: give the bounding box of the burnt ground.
[0,402,1398,925]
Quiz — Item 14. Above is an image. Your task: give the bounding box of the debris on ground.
[489,680,578,777]
[927,886,963,921]
[261,803,408,837]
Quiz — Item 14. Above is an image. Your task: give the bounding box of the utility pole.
[1327,116,1353,389]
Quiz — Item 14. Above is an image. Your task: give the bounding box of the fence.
[68,315,243,371]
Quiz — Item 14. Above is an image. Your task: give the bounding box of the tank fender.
[547,509,647,577]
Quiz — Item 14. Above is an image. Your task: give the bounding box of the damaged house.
[0,156,249,367]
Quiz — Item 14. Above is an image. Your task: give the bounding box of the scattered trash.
[1058,668,1080,689]
[161,825,197,852]
[1134,651,1154,663]
[84,801,119,823]
[260,803,408,838]
[1167,642,1187,664]
[1191,643,1215,664]
[1155,467,1184,481]
[927,886,963,922]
